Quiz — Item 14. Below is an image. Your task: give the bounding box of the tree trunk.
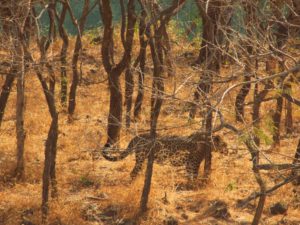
[107,72,123,144]
[291,139,300,185]
[14,38,26,180]
[42,113,58,223]
[285,83,293,134]
[0,68,15,127]
[125,66,134,128]
[252,58,275,146]
[100,0,136,146]
[68,0,90,116]
[139,0,186,211]
[252,82,271,147]
[272,95,283,145]
[134,9,147,119]
[235,59,252,122]
[140,27,164,213]
[162,23,175,77]
[56,2,69,108]
[10,0,32,180]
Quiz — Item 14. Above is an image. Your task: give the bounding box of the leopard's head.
[212,135,228,155]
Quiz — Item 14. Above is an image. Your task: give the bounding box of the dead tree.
[99,0,136,146]
[68,0,90,117]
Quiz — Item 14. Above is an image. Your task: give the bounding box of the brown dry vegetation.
[0,34,300,225]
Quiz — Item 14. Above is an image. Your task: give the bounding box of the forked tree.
[99,0,137,147]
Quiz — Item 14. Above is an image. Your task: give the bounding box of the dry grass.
[0,36,300,225]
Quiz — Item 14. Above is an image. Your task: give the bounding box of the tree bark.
[68,0,90,116]
[139,0,186,212]
[140,26,164,213]
[125,66,134,128]
[272,95,283,145]
[14,37,26,180]
[235,57,253,122]
[56,2,69,108]
[285,83,293,134]
[42,113,58,223]
[291,139,300,185]
[7,0,32,180]
[0,68,15,127]
[252,82,272,147]
[99,0,136,146]
[134,8,147,119]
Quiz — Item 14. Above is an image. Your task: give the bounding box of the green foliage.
[253,127,273,146]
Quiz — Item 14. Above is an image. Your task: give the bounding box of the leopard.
[102,132,228,180]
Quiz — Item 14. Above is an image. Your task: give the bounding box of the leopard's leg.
[186,160,199,181]
[186,150,203,182]
[130,153,145,180]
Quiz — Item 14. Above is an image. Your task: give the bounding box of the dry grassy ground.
[0,36,300,225]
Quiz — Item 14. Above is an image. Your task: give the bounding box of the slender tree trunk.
[24,7,59,219]
[252,58,275,146]
[201,65,215,177]
[125,66,134,128]
[14,37,26,180]
[56,2,69,107]
[0,68,15,127]
[134,9,147,119]
[68,0,90,116]
[162,23,175,77]
[291,139,300,185]
[139,0,187,210]
[0,5,14,128]
[10,0,32,180]
[272,61,285,146]
[285,87,293,134]
[140,26,164,213]
[252,82,271,146]
[272,95,283,145]
[42,113,58,223]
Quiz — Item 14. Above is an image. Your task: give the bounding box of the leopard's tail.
[101,143,134,161]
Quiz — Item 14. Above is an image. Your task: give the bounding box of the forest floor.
[0,35,300,225]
